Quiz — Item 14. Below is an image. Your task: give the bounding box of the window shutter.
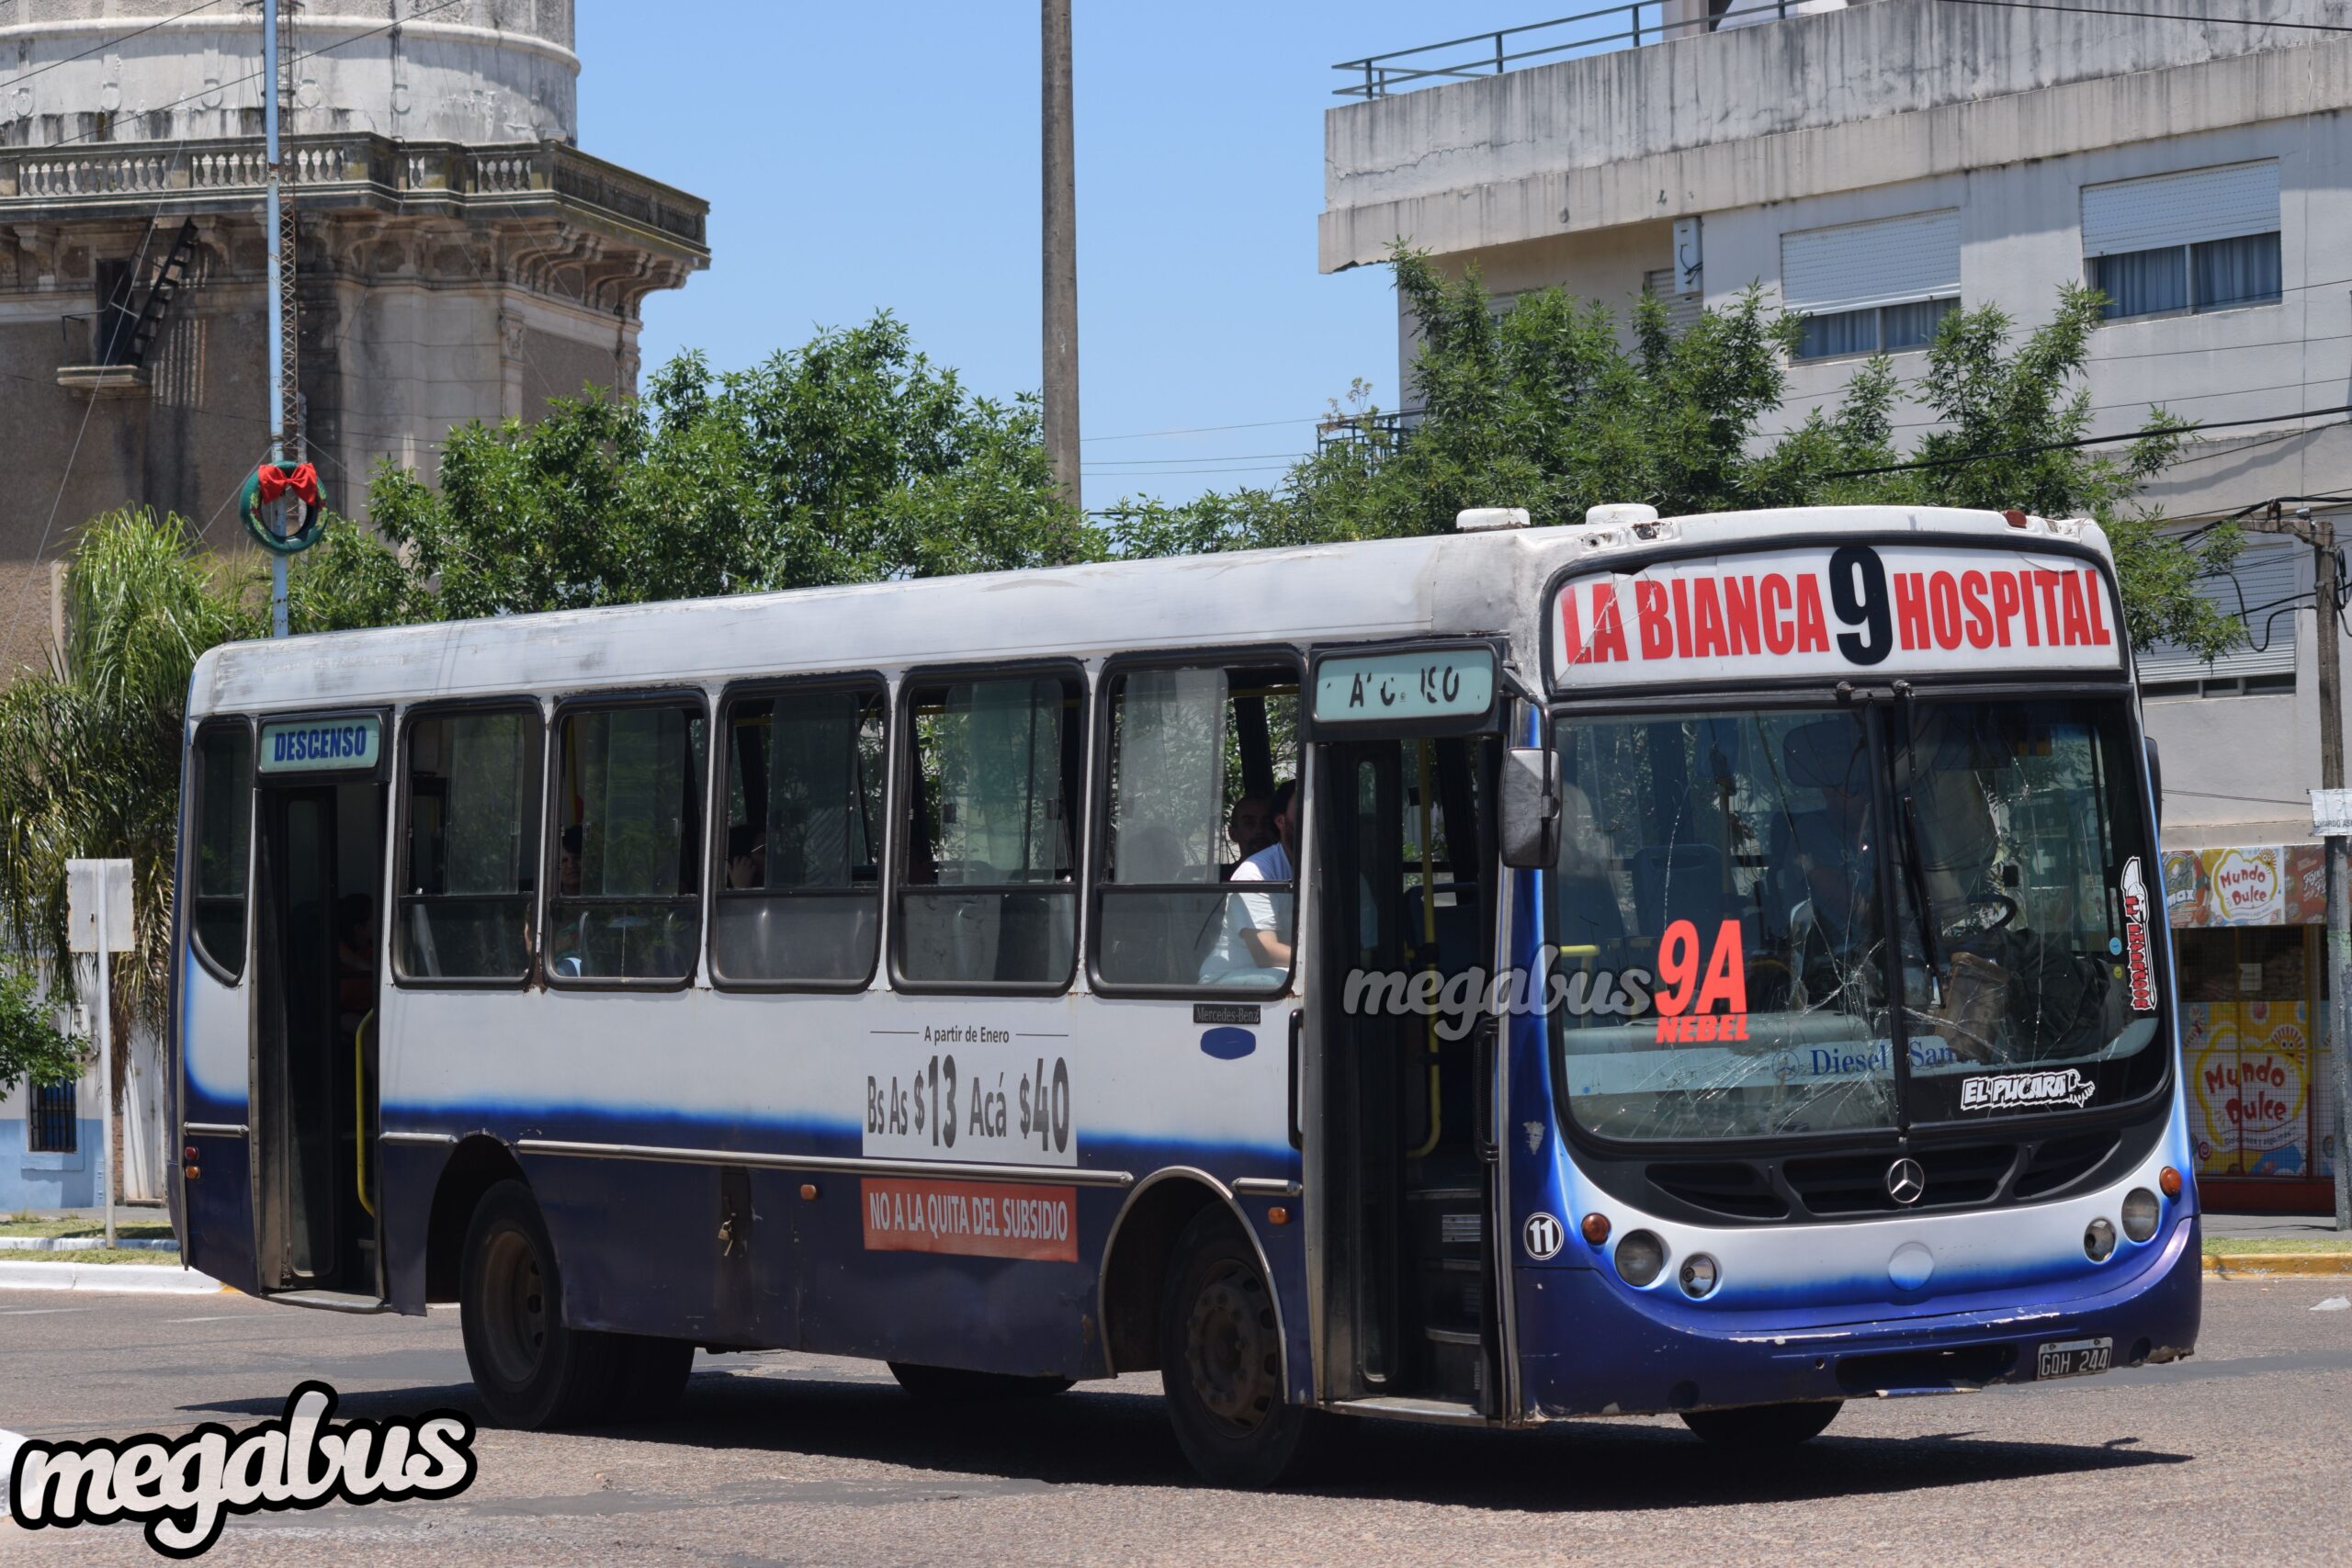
[1779,210,1960,315]
[2082,162,2279,259]
[1642,268,1702,333]
[2136,536,2301,682]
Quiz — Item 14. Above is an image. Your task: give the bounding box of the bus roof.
[186,505,2107,717]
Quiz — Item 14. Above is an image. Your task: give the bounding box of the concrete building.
[0,0,707,1213]
[1323,0,2350,1208]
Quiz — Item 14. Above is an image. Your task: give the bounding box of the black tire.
[1679,1399,1842,1448]
[458,1179,622,1429]
[888,1361,1074,1403]
[607,1335,695,1423]
[1158,1206,1317,1488]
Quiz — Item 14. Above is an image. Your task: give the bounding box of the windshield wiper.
[1893,694,1942,1006]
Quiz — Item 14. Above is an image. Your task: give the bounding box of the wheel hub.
[1184,1260,1276,1432]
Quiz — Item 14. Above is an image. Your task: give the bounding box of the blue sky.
[574,2,1453,509]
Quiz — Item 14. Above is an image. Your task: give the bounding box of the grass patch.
[0,1215,175,1240]
[2202,1236,2352,1254]
[34,1247,185,1266]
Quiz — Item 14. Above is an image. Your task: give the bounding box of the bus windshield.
[1553,697,2163,1143]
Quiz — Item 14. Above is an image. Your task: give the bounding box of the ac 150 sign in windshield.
[1548,543,2123,690]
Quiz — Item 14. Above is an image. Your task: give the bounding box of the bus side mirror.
[2143,736,2163,830]
[1500,746,1559,869]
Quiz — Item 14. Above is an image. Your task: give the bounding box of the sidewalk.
[2202,1212,2348,1241]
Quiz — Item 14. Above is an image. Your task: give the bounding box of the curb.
[0,1235,178,1253]
[2203,1253,2352,1277]
[0,1259,227,1295]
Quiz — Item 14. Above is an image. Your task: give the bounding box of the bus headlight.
[1678,1253,1721,1299]
[1614,1230,1667,1288]
[2120,1189,2161,1244]
[2085,1217,2118,1262]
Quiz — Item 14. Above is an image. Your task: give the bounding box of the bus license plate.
[2035,1337,2113,1380]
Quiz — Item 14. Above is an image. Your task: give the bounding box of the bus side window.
[189,722,254,982]
[1095,661,1298,992]
[897,671,1084,989]
[548,699,707,985]
[397,706,543,984]
[711,683,886,987]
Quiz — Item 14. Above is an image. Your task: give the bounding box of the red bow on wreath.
[254,464,322,507]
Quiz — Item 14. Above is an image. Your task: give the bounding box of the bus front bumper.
[1512,1213,2201,1420]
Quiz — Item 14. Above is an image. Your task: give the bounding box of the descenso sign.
[1548,542,2123,690]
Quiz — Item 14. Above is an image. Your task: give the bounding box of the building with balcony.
[0,0,708,672]
[0,0,706,1215]
[1322,0,2351,1209]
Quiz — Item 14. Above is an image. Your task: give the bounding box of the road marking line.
[165,1314,249,1323]
[0,1307,86,1315]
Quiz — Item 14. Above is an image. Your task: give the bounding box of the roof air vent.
[1455,507,1531,531]
[1586,503,1659,528]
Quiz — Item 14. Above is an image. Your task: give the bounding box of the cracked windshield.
[1555,702,2161,1141]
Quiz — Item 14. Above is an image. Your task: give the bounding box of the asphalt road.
[3,1279,2347,1566]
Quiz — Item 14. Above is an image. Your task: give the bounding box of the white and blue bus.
[171,504,2199,1484]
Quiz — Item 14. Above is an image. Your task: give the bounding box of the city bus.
[170,504,2199,1485]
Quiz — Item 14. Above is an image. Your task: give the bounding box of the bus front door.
[252,766,386,1300]
[1315,735,1502,1411]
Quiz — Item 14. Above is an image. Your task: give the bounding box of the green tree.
[0,953,85,1096]
[368,312,1098,620]
[1110,251,2242,659]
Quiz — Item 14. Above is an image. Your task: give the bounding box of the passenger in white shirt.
[1203,780,1296,985]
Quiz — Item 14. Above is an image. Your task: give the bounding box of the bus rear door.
[1306,643,1508,1415]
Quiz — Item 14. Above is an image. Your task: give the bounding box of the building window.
[711,683,887,988]
[2137,534,2301,698]
[27,1080,76,1155]
[2084,162,2281,321]
[1781,209,1961,362]
[548,701,707,985]
[397,705,544,983]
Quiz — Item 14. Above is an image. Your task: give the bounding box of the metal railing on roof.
[1333,1,1822,98]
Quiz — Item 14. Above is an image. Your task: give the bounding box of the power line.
[1082,415,1321,444]
[1932,0,2352,31]
[1821,403,2352,479]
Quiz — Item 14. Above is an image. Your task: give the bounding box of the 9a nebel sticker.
[1549,542,2125,689]
[2120,856,2157,1014]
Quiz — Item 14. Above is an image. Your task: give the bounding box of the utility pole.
[1041,0,1080,542]
[2258,503,2352,1228]
[262,0,299,637]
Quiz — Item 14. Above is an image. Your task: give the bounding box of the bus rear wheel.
[1159,1207,1316,1488]
[1679,1400,1842,1448]
[888,1362,1073,1402]
[459,1179,623,1429]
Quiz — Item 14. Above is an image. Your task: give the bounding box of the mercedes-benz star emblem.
[1885,1157,1927,1206]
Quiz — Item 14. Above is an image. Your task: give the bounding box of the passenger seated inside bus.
[1200,778,1296,986]
[726,824,765,890]
[1093,662,1298,990]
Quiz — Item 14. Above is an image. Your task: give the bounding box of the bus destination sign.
[1548,542,2124,690]
[257,716,381,775]
[1314,647,1498,727]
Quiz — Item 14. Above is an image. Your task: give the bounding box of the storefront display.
[2166,844,2337,1212]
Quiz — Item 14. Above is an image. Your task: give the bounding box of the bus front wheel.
[1679,1400,1842,1448]
[1158,1207,1317,1488]
[458,1179,624,1429]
